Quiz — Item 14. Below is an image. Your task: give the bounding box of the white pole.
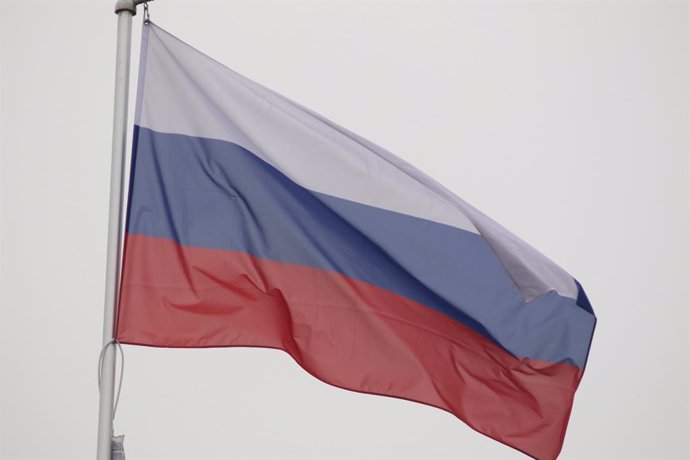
[97,1,138,458]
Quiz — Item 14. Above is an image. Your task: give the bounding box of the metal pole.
[97,1,138,458]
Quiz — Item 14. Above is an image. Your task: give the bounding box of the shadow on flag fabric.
[116,22,596,460]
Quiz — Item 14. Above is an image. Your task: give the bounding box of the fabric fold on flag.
[116,22,596,460]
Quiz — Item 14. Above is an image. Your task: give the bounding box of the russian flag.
[116,22,596,459]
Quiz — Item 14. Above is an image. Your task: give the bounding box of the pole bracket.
[114,0,152,15]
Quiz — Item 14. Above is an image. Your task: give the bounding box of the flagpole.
[97,1,142,458]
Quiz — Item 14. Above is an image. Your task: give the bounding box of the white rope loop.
[98,339,125,421]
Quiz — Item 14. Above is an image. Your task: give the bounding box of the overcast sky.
[1,1,688,459]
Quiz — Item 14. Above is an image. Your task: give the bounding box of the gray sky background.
[1,1,688,458]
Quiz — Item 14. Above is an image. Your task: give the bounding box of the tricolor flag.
[117,22,596,459]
